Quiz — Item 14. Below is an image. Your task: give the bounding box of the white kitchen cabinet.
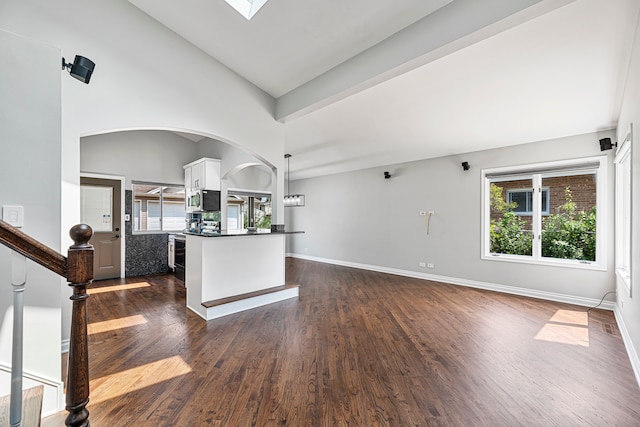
[184,166,192,192]
[184,158,220,191]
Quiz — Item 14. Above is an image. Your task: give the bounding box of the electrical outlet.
[419,262,426,267]
[427,263,435,269]
[419,211,426,216]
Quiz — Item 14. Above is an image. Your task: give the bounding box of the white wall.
[0,30,63,416]
[225,166,272,193]
[198,138,276,185]
[81,130,199,187]
[287,130,616,302]
[615,8,640,384]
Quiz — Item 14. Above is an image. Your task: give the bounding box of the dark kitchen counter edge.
[183,230,304,238]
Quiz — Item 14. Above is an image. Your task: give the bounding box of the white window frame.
[615,126,632,297]
[481,156,607,270]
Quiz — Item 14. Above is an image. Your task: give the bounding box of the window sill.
[482,253,606,271]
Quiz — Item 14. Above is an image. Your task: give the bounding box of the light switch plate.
[3,205,24,228]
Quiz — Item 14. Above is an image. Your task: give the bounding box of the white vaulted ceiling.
[129,0,640,180]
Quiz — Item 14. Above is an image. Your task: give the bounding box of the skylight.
[225,0,269,20]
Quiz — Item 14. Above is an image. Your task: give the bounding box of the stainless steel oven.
[174,235,185,281]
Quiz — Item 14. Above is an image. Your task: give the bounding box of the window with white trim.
[482,157,606,269]
[615,128,632,296]
[133,182,186,233]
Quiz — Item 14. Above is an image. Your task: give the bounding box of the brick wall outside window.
[491,174,596,228]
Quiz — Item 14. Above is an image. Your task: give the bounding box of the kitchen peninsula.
[185,230,299,320]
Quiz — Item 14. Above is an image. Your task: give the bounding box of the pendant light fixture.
[284,154,305,207]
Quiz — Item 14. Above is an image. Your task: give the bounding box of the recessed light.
[224,0,269,20]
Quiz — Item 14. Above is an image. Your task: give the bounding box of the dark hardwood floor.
[44,258,640,426]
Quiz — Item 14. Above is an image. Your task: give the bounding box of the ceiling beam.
[275,0,576,123]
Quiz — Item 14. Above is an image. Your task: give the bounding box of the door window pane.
[81,185,113,232]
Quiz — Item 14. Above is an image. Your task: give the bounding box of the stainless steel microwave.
[188,189,221,212]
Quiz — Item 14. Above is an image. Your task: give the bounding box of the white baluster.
[10,251,26,427]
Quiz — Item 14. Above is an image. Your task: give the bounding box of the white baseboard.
[61,339,69,354]
[614,306,640,388]
[0,363,64,417]
[286,253,616,310]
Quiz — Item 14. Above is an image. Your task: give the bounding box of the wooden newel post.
[65,224,94,427]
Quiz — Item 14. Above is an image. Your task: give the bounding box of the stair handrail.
[0,220,94,427]
[0,220,67,277]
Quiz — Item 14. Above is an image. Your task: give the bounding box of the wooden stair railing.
[0,220,93,427]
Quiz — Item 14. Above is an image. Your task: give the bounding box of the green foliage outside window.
[541,187,596,261]
[243,208,272,229]
[490,184,596,261]
[490,183,532,255]
[255,213,272,229]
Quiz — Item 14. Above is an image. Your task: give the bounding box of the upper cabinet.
[184,158,221,191]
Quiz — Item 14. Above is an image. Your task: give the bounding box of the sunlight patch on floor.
[534,309,589,347]
[89,355,192,404]
[548,309,588,326]
[88,314,148,335]
[89,282,151,294]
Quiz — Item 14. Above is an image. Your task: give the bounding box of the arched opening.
[80,128,280,277]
